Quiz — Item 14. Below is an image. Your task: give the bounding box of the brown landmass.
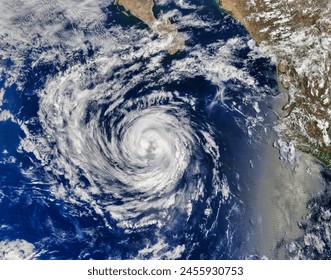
[116,0,185,54]
[217,0,331,169]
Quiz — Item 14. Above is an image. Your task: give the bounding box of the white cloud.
[0,239,39,260]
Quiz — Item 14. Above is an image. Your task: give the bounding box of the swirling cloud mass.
[1,0,327,260]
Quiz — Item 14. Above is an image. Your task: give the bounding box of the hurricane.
[39,66,226,230]
[1,0,328,260]
[33,28,237,256]
[0,0,277,259]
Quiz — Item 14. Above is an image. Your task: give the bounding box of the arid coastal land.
[117,0,185,54]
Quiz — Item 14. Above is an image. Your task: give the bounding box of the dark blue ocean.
[0,0,304,260]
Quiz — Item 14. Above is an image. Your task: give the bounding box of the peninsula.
[116,0,185,54]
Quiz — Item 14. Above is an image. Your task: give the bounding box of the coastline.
[216,0,329,257]
[116,0,185,54]
[216,0,331,171]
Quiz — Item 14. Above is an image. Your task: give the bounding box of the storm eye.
[2,0,325,261]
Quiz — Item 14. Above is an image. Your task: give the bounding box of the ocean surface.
[0,0,330,260]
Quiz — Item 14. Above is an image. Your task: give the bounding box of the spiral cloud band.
[1,0,328,260]
[2,1,273,258]
[35,50,229,230]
